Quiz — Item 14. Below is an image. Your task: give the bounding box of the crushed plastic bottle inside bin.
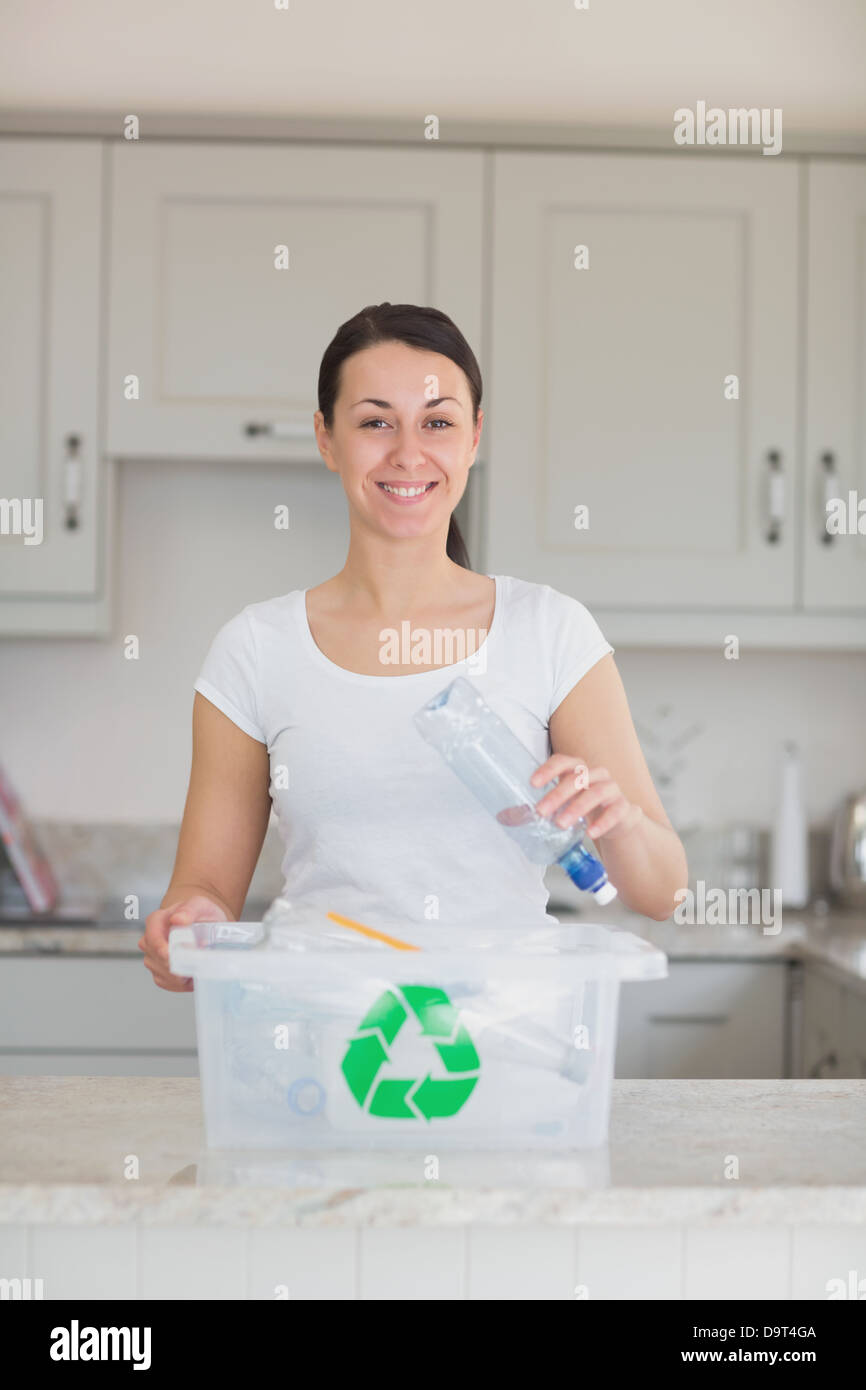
[262,900,595,1084]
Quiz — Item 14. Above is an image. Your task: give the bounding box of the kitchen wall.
[2,456,864,833]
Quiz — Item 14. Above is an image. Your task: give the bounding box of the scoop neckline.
[295,573,502,685]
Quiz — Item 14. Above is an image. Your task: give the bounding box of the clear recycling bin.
[168,914,667,1151]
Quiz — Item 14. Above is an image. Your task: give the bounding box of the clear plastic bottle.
[414,676,617,905]
[456,992,595,1085]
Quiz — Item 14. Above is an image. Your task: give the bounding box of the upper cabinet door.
[804,162,866,612]
[488,152,799,609]
[0,139,103,606]
[106,143,484,462]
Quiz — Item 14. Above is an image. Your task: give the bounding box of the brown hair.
[317,302,480,569]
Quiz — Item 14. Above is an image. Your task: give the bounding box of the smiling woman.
[315,303,480,569]
[140,301,687,992]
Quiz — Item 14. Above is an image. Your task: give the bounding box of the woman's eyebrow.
[349,396,463,409]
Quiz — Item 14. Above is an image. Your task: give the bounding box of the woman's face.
[314,339,482,543]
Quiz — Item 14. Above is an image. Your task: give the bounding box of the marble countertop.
[2,1076,864,1226]
[633,910,866,996]
[3,905,866,992]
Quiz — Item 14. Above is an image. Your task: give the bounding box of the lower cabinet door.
[616,961,788,1078]
[0,957,198,1076]
[841,986,866,1078]
[801,967,845,1079]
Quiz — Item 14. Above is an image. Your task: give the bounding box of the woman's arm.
[164,692,272,919]
[139,692,272,989]
[540,654,688,921]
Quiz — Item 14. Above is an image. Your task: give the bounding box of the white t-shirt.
[193,573,614,931]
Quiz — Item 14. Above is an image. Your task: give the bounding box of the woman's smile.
[375,479,440,504]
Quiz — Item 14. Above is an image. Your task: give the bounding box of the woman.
[140,303,687,991]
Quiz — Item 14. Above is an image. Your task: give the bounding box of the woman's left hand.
[529,754,644,842]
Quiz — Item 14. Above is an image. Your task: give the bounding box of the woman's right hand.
[138,894,229,992]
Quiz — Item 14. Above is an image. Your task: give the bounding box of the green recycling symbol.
[340,984,481,1120]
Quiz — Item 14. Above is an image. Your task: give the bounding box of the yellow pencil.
[325,911,420,951]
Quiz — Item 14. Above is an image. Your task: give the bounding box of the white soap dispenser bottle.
[770,740,809,910]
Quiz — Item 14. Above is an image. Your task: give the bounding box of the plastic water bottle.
[414,675,617,905]
[457,995,595,1085]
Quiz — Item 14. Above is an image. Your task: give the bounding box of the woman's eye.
[359,416,452,429]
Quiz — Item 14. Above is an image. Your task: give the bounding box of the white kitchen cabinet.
[804,161,866,612]
[489,151,799,611]
[0,957,197,1076]
[106,142,484,462]
[801,966,866,1079]
[800,966,845,1078]
[840,983,866,1078]
[615,960,788,1078]
[0,139,112,635]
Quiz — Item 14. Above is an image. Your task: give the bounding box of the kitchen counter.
[3,1076,864,1299]
[2,1075,865,1227]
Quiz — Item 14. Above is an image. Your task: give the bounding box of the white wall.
[2,457,865,828]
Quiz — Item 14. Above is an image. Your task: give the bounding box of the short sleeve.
[193,608,266,744]
[545,587,615,719]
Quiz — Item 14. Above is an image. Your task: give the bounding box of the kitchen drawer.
[616,961,788,1079]
[0,958,196,1051]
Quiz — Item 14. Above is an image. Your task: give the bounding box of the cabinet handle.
[63,434,83,530]
[649,1014,729,1025]
[244,420,315,441]
[820,451,839,546]
[764,450,784,544]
